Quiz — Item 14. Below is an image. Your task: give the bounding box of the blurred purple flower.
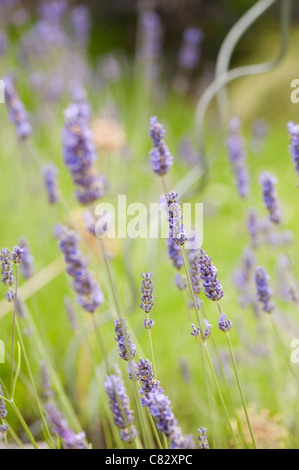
[178,27,203,70]
[46,402,87,449]
[3,77,32,140]
[226,117,249,198]
[254,266,275,313]
[260,171,281,224]
[198,249,224,301]
[149,116,173,176]
[41,162,60,204]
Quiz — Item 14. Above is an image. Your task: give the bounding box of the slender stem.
[146,315,156,379]
[11,265,19,398]
[9,399,39,449]
[180,246,204,340]
[226,332,256,449]
[92,314,109,373]
[163,434,168,449]
[203,345,239,448]
[15,317,54,447]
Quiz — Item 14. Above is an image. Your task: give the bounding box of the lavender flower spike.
[218,313,232,333]
[41,162,60,204]
[254,266,275,313]
[287,121,299,184]
[260,171,281,224]
[0,385,8,435]
[167,237,183,270]
[114,318,136,362]
[149,117,173,176]
[198,426,209,449]
[137,358,163,406]
[62,101,106,205]
[55,225,104,313]
[226,117,250,198]
[104,374,138,443]
[0,248,14,286]
[3,77,32,140]
[12,245,26,264]
[198,249,224,301]
[178,27,203,71]
[165,192,187,246]
[46,402,87,449]
[19,237,34,279]
[140,271,155,329]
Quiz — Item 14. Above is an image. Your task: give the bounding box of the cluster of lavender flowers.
[218,313,232,333]
[46,402,87,449]
[114,318,136,362]
[190,319,212,341]
[254,266,275,313]
[54,225,104,313]
[233,248,255,307]
[140,272,155,329]
[3,77,32,140]
[165,192,186,246]
[104,374,138,443]
[260,171,281,224]
[137,10,162,80]
[198,249,224,302]
[178,27,203,71]
[188,250,203,308]
[1,246,25,302]
[287,121,299,184]
[149,117,173,176]
[62,101,106,204]
[0,385,8,435]
[19,237,34,279]
[226,117,250,198]
[41,162,60,204]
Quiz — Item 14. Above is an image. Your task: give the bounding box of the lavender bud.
[104,374,138,443]
[198,249,224,301]
[287,121,299,185]
[143,318,155,329]
[0,248,14,287]
[260,171,281,224]
[218,313,232,333]
[3,77,32,140]
[226,117,250,198]
[149,117,173,176]
[19,237,34,279]
[12,245,26,265]
[140,271,154,315]
[5,288,16,302]
[41,162,60,204]
[46,402,87,449]
[167,237,183,270]
[254,266,275,313]
[198,426,209,449]
[165,192,187,246]
[178,27,203,71]
[114,318,136,362]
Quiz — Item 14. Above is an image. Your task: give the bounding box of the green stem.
[11,265,18,398]
[203,345,239,448]
[226,332,256,449]
[9,399,39,449]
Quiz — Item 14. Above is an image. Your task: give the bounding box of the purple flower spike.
[104,374,138,443]
[114,318,136,362]
[140,271,154,314]
[62,101,106,205]
[167,237,183,270]
[260,171,281,224]
[198,249,224,301]
[55,225,104,314]
[165,192,187,246]
[41,162,60,204]
[149,117,173,176]
[71,5,91,47]
[178,27,203,70]
[137,358,163,407]
[19,237,34,279]
[0,248,14,287]
[226,117,250,198]
[287,121,299,184]
[3,77,32,140]
[254,266,275,313]
[218,313,232,333]
[46,402,87,449]
[198,426,209,449]
[11,245,26,265]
